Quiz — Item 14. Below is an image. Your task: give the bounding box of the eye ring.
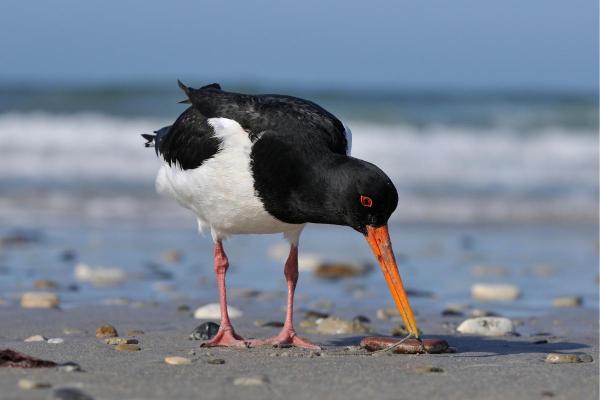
[360,195,373,208]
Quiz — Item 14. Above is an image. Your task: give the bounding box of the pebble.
[415,365,444,373]
[63,328,84,335]
[545,353,593,364]
[127,329,145,336]
[47,338,64,344]
[33,279,59,289]
[95,324,118,338]
[552,296,582,308]
[314,262,371,280]
[105,338,138,345]
[20,292,60,309]
[312,317,369,335]
[471,283,521,301]
[254,320,284,328]
[470,264,510,277]
[353,315,371,324]
[457,317,514,336]
[57,362,82,372]
[24,334,47,342]
[376,307,400,320]
[297,254,323,271]
[52,388,95,400]
[114,343,141,352]
[177,304,191,312]
[18,378,51,390]
[164,356,192,365]
[470,309,499,318]
[303,310,329,320]
[194,303,242,319]
[233,376,268,386]
[161,249,183,263]
[206,358,225,365]
[75,263,126,287]
[190,322,220,340]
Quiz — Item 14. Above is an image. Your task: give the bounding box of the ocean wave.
[0,112,597,224]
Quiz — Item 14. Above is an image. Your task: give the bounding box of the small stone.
[353,315,371,324]
[20,292,60,309]
[532,339,548,344]
[541,391,555,398]
[47,338,64,344]
[164,356,192,365]
[552,296,582,308]
[127,330,145,336]
[206,358,225,365]
[470,309,499,318]
[578,354,594,363]
[105,338,138,345]
[415,365,444,373]
[545,353,581,363]
[161,250,183,263]
[114,343,141,352]
[314,262,371,280]
[303,310,329,320]
[254,320,284,328]
[457,317,514,336]
[190,322,220,340]
[471,283,521,301]
[33,279,59,289]
[312,317,369,335]
[194,303,242,319]
[95,324,118,338]
[63,328,84,335]
[103,297,130,305]
[376,307,400,320]
[177,304,191,312]
[470,265,510,277]
[18,378,51,390]
[57,362,82,372]
[75,263,126,287]
[24,334,46,342]
[60,249,77,262]
[441,309,464,317]
[233,376,268,386]
[52,388,95,400]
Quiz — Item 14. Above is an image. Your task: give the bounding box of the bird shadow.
[323,334,590,357]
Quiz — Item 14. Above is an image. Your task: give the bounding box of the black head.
[324,158,399,234]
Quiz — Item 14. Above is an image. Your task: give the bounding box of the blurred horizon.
[1,0,598,92]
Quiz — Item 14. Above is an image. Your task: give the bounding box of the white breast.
[156,117,303,242]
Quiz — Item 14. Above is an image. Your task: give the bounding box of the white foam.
[0,112,597,224]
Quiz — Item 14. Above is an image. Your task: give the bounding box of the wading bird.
[142,81,419,349]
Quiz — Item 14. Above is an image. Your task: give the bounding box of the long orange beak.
[366,225,420,338]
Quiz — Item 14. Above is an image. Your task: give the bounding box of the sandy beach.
[0,301,597,400]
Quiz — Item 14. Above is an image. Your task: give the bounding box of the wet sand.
[0,302,597,400]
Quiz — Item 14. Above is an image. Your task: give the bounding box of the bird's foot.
[249,329,320,350]
[202,327,249,348]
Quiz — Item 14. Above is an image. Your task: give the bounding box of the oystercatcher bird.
[142,81,419,349]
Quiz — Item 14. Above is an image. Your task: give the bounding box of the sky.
[0,0,598,91]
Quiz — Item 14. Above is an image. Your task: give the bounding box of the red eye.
[360,195,373,208]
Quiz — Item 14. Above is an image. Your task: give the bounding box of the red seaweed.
[0,349,57,368]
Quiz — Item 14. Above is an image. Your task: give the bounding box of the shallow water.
[1,222,597,320]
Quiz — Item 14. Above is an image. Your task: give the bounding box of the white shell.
[193,303,242,320]
[457,317,514,336]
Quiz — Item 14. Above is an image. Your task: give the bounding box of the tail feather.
[141,133,155,147]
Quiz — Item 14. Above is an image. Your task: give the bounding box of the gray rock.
[190,322,220,340]
[52,388,95,400]
[57,362,83,372]
[457,317,514,336]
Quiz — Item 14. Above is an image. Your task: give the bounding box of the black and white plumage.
[142,81,420,347]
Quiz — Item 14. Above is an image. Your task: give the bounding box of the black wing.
[177,80,348,155]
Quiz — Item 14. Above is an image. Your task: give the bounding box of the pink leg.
[251,245,320,350]
[205,241,248,347]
